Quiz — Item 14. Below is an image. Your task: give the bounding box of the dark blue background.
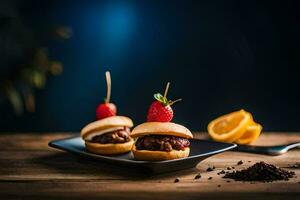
[1,0,300,132]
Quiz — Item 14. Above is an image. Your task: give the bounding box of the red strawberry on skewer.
[96,103,116,120]
[96,71,117,120]
[147,82,182,122]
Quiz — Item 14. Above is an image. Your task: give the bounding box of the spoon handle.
[285,142,300,151]
[234,142,300,155]
[234,145,271,155]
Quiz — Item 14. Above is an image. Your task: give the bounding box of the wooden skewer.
[163,82,170,99]
[105,71,111,103]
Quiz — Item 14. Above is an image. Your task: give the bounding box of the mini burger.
[131,82,193,161]
[81,116,134,155]
[131,122,193,161]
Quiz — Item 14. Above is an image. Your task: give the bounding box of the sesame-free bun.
[131,122,193,139]
[81,116,133,141]
[85,140,134,155]
[131,144,190,161]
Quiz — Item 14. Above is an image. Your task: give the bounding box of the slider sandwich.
[131,122,193,161]
[81,116,134,154]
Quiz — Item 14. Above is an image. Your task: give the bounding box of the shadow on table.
[31,152,201,179]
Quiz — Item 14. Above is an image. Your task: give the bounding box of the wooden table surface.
[0,132,299,200]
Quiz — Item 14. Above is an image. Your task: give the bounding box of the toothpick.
[105,71,111,103]
[163,82,170,99]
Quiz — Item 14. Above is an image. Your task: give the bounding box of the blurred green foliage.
[1,26,71,115]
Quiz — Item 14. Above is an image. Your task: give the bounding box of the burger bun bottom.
[85,140,134,155]
[132,145,190,161]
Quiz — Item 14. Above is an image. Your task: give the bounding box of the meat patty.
[135,135,190,152]
[91,127,131,144]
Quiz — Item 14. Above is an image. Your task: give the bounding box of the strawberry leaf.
[154,93,163,102]
[154,93,169,105]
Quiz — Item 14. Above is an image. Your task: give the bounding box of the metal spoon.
[233,142,300,155]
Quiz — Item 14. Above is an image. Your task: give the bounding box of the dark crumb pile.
[223,161,296,182]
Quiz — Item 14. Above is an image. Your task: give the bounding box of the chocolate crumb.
[232,167,235,169]
[226,180,231,183]
[207,167,214,172]
[289,163,300,169]
[194,174,201,179]
[208,177,213,180]
[248,161,251,163]
[217,170,225,175]
[223,161,295,182]
[237,160,243,165]
[227,167,231,170]
[174,178,180,183]
[217,184,221,187]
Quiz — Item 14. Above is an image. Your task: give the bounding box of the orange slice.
[235,122,262,144]
[207,110,252,142]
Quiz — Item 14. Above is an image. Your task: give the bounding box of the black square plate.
[49,137,236,174]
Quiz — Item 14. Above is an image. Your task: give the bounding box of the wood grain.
[0,132,299,200]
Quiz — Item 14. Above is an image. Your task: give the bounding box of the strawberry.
[95,71,117,120]
[96,103,117,120]
[147,100,173,122]
[147,83,181,122]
